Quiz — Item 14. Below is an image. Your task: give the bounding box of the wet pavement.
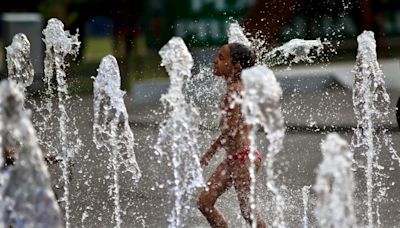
[26,77,400,227]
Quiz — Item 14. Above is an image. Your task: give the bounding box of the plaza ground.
[34,79,400,227]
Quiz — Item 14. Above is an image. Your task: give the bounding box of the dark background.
[1,0,399,91]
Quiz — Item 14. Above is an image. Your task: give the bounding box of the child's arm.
[200,102,241,167]
[200,134,224,167]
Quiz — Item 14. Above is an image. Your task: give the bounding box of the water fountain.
[241,65,286,228]
[228,21,327,66]
[5,33,34,91]
[93,55,141,227]
[228,22,252,47]
[40,18,82,228]
[155,37,204,228]
[351,30,400,227]
[314,133,356,228]
[1,13,400,228]
[0,80,62,227]
[228,21,326,228]
[263,38,325,67]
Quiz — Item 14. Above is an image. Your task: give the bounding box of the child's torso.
[219,84,251,155]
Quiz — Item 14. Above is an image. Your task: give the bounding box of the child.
[198,43,267,228]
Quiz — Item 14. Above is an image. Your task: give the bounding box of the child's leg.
[198,160,232,228]
[232,158,267,228]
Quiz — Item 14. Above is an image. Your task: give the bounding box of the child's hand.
[44,153,62,164]
[200,155,210,167]
[200,141,220,167]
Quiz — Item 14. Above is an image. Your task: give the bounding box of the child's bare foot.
[44,153,61,164]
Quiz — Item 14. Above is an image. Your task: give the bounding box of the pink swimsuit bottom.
[228,149,262,163]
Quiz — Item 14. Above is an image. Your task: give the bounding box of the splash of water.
[155,37,204,228]
[314,133,356,228]
[228,22,252,47]
[228,22,328,67]
[41,18,82,228]
[241,65,286,228]
[5,33,34,90]
[6,33,45,146]
[351,30,400,227]
[93,55,141,227]
[42,18,80,111]
[0,80,63,227]
[264,38,325,67]
[183,65,225,130]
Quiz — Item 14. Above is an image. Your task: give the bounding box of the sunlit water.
[242,65,286,228]
[0,80,63,227]
[5,33,34,91]
[351,30,400,227]
[93,55,141,227]
[263,38,326,67]
[40,18,82,228]
[228,21,324,228]
[2,14,400,227]
[314,133,356,228]
[155,37,204,228]
[228,21,327,67]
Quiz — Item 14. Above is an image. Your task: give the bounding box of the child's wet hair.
[228,43,256,70]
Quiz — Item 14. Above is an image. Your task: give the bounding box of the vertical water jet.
[5,33,34,91]
[0,80,63,228]
[351,31,400,227]
[241,65,286,228]
[41,18,82,228]
[314,133,356,228]
[155,37,204,228]
[93,55,141,228]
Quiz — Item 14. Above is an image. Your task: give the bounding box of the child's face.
[213,45,236,79]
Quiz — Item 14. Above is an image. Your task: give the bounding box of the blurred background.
[3,2,400,227]
[0,0,399,93]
